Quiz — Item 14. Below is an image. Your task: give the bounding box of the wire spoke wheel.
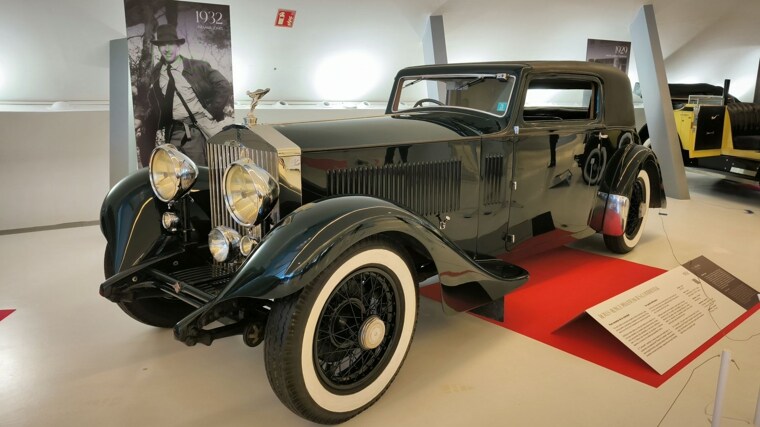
[625,176,646,239]
[315,267,400,391]
[264,239,418,424]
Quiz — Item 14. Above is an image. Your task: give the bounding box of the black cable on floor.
[657,355,743,427]
[658,210,759,343]
[656,354,720,427]
[655,199,759,426]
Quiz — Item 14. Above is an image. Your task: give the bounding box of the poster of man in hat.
[124,0,234,167]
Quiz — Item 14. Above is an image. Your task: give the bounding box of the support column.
[109,38,137,187]
[754,58,760,104]
[422,15,448,100]
[630,5,689,199]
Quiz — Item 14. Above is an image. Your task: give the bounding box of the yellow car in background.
[638,81,760,184]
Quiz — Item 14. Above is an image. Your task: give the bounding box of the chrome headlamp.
[239,235,259,257]
[209,226,242,262]
[149,144,198,202]
[223,159,279,227]
[161,211,180,232]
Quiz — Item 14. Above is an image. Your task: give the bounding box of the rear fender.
[589,144,666,235]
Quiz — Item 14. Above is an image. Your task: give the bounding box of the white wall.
[1,0,759,230]
[0,1,125,102]
[0,0,444,103]
[0,106,385,231]
[0,111,110,230]
[436,0,759,100]
[1,0,756,104]
[662,2,760,101]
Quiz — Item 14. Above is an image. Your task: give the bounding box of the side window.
[446,78,514,115]
[521,78,598,122]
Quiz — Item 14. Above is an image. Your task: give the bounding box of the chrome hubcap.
[358,315,386,350]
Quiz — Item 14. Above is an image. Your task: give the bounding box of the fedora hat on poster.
[151,25,186,45]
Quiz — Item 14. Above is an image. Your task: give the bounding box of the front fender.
[216,196,528,304]
[100,167,211,274]
[174,196,529,341]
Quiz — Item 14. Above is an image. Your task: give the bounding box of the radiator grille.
[327,160,461,216]
[483,154,505,205]
[172,264,238,297]
[207,143,279,238]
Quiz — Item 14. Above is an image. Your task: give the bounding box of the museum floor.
[1,171,758,427]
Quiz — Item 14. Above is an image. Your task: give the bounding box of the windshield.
[392,73,516,117]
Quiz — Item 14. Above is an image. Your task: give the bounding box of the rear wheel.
[264,238,418,424]
[604,168,651,254]
[104,245,193,328]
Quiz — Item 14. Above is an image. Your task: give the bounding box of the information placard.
[586,257,757,374]
[586,39,631,73]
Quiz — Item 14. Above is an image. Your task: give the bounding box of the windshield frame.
[390,73,517,119]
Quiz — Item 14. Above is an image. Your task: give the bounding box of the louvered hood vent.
[483,154,505,206]
[327,160,462,216]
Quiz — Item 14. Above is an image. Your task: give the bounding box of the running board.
[440,258,529,314]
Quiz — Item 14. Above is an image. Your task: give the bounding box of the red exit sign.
[275,9,296,28]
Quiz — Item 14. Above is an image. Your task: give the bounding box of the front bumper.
[101,248,269,347]
[100,248,237,308]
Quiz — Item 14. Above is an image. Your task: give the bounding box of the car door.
[505,75,605,253]
[476,135,514,258]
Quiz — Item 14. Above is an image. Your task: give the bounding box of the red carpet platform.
[0,309,14,323]
[420,247,759,387]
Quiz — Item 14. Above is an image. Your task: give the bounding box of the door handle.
[598,132,609,139]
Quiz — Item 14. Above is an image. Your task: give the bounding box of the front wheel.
[264,239,418,424]
[604,168,651,254]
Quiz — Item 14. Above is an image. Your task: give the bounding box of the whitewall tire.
[604,168,651,253]
[264,238,418,424]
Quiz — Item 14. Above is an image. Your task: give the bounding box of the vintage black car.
[100,61,666,424]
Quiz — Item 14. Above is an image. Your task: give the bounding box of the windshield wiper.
[403,78,423,88]
[455,76,486,90]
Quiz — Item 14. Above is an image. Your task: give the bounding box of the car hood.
[272,111,504,152]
